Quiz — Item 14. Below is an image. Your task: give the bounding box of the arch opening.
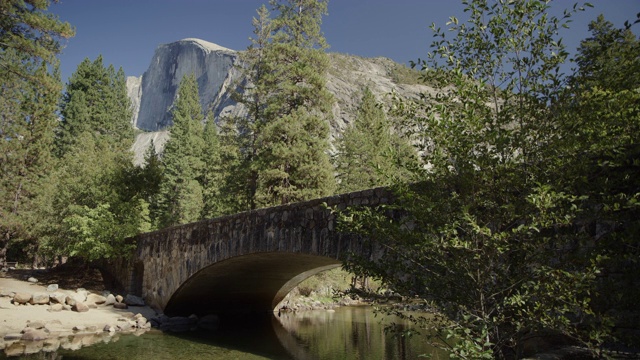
[163,252,341,317]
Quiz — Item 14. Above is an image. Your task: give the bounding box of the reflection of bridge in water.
[103,187,394,317]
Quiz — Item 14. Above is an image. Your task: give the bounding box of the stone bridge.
[103,187,393,317]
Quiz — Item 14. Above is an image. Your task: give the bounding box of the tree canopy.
[0,0,73,266]
[232,0,336,208]
[340,1,638,358]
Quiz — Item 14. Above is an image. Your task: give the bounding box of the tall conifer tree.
[0,0,73,265]
[335,88,414,193]
[153,74,205,228]
[57,56,133,156]
[230,4,273,210]
[201,113,224,218]
[252,0,335,206]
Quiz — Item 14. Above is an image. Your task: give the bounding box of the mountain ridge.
[129,38,431,164]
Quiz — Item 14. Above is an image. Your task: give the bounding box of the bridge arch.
[165,253,340,316]
[104,187,392,316]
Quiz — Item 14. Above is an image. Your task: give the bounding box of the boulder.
[42,338,61,352]
[21,329,48,341]
[30,292,50,305]
[65,293,85,306]
[13,292,31,304]
[149,314,170,328]
[135,316,148,328]
[49,292,66,304]
[113,302,128,310]
[124,294,145,306]
[103,325,115,333]
[160,316,197,332]
[4,342,25,357]
[75,289,88,302]
[115,318,136,331]
[0,289,15,298]
[72,301,89,313]
[86,293,107,305]
[104,294,116,305]
[115,295,124,303]
[27,277,38,283]
[46,284,58,292]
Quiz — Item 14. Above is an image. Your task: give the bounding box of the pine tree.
[252,0,335,206]
[0,0,73,266]
[231,4,273,210]
[153,74,205,228]
[200,113,224,218]
[335,88,414,193]
[57,56,133,156]
[217,115,254,214]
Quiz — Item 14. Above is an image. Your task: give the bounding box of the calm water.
[3,306,448,359]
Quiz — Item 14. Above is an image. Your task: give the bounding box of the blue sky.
[50,1,638,82]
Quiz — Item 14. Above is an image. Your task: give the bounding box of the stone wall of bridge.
[102,187,393,315]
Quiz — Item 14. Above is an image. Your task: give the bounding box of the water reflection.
[2,307,445,359]
[275,306,444,360]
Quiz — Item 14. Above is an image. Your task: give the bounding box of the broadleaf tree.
[339,1,615,359]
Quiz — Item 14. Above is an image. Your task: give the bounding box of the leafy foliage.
[557,14,640,348]
[339,1,629,358]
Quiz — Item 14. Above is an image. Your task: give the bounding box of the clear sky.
[49,0,638,83]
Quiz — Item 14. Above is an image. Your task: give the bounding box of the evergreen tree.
[140,139,163,202]
[57,56,133,156]
[230,4,273,210]
[0,0,73,266]
[153,74,205,228]
[217,115,254,214]
[0,0,74,93]
[252,0,335,206]
[201,113,224,218]
[335,88,414,193]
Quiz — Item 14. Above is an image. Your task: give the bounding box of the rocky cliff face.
[131,38,236,131]
[129,38,432,161]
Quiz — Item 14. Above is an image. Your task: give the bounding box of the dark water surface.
[3,306,447,359]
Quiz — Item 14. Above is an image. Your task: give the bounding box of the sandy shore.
[0,275,157,339]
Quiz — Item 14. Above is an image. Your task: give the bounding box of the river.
[2,306,448,359]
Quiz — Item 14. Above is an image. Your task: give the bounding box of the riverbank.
[0,272,157,357]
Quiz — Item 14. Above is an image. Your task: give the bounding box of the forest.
[1,0,639,359]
